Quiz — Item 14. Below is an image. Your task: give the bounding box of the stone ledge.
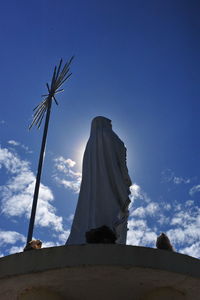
[0,245,199,279]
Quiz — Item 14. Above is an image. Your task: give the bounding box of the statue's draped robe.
[66,116,132,245]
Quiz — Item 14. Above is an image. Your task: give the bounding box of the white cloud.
[57,230,70,243]
[173,202,182,212]
[0,147,67,235]
[162,203,171,211]
[129,184,142,200]
[166,204,200,257]
[0,147,29,174]
[129,184,159,218]
[142,231,157,245]
[7,140,33,154]
[66,158,76,168]
[54,156,76,172]
[167,225,200,248]
[127,181,200,259]
[161,168,174,183]
[54,177,81,194]
[146,202,159,215]
[40,231,70,248]
[157,214,170,226]
[127,219,157,247]
[0,230,26,247]
[130,183,150,203]
[8,140,20,146]
[170,210,197,227]
[130,202,159,218]
[131,206,146,218]
[35,186,63,231]
[0,120,5,125]
[67,214,74,222]
[173,177,190,184]
[127,199,200,258]
[185,200,194,207]
[8,245,24,254]
[42,241,57,248]
[189,185,200,196]
[53,156,82,193]
[127,184,161,247]
[161,169,191,185]
[181,242,200,258]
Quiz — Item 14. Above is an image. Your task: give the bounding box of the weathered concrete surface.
[0,245,199,299]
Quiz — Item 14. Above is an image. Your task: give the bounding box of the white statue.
[66,116,132,244]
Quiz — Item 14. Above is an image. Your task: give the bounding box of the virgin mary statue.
[66,116,132,245]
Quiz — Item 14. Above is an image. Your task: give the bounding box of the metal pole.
[26,98,52,244]
[26,57,73,246]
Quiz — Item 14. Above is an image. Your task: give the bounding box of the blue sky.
[0,0,200,258]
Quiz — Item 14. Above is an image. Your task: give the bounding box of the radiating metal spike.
[29,56,73,129]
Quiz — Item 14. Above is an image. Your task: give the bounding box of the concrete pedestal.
[0,245,199,299]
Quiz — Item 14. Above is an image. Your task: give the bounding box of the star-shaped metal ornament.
[29,56,74,129]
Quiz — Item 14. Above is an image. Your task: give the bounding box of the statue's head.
[91,116,112,131]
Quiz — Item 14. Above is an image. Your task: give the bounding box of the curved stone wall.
[0,245,199,299]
